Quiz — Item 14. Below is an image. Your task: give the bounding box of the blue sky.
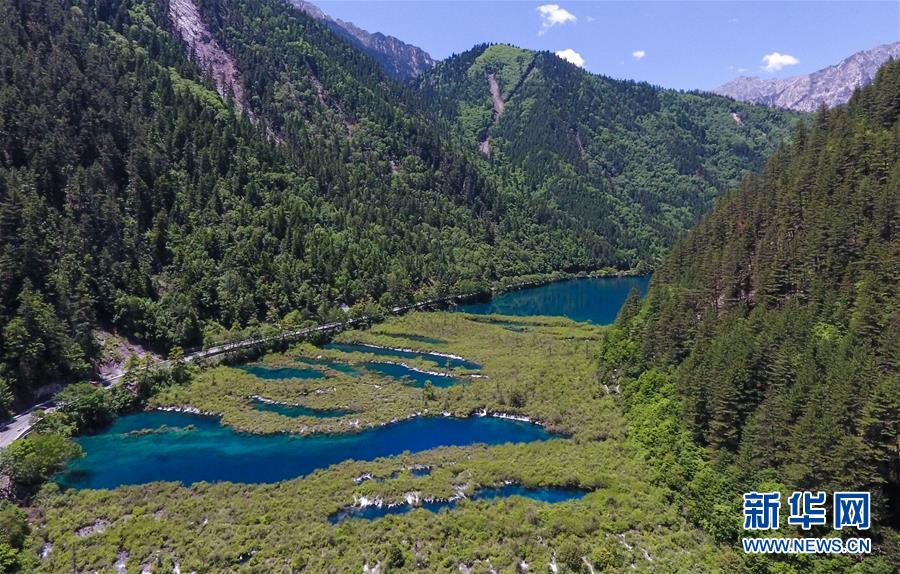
[316,1,900,90]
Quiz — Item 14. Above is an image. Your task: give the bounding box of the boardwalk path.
[0,293,479,448]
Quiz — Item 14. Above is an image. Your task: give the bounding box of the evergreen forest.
[0,0,797,408]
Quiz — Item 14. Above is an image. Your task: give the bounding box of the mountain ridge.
[0,0,796,410]
[418,43,801,268]
[285,0,434,78]
[604,59,900,550]
[716,41,900,111]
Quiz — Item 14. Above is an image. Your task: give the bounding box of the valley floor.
[26,313,728,572]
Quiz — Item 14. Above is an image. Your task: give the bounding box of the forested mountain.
[0,0,797,411]
[0,0,595,410]
[717,42,900,112]
[285,0,434,79]
[417,44,801,266]
[603,61,899,555]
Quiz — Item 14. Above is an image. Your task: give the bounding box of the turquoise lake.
[59,412,552,489]
[329,485,587,523]
[55,276,648,491]
[453,276,650,324]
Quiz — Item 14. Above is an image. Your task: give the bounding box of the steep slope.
[603,61,899,559]
[716,41,900,111]
[418,44,801,268]
[168,0,245,109]
[188,0,602,273]
[0,0,592,410]
[285,0,434,78]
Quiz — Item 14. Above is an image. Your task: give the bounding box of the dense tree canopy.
[0,0,797,410]
[0,0,571,407]
[417,44,801,268]
[602,60,900,564]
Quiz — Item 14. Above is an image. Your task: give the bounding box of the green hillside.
[418,44,801,268]
[0,1,895,571]
[0,0,796,410]
[0,0,585,409]
[601,60,900,570]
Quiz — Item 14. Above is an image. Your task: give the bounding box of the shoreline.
[1,268,638,443]
[149,405,552,437]
[487,267,645,297]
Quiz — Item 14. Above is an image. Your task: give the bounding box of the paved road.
[0,293,477,449]
[0,403,52,448]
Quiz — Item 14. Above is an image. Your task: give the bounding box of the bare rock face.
[285,0,434,78]
[715,42,900,112]
[168,0,246,110]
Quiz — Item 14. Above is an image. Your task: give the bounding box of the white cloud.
[555,48,585,68]
[632,50,646,60]
[538,4,576,34]
[761,52,799,72]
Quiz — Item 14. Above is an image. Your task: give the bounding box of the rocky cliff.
[715,42,900,111]
[286,0,434,78]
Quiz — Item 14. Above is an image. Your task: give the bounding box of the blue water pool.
[363,362,461,388]
[294,357,361,376]
[453,276,650,325]
[324,343,481,370]
[329,484,586,523]
[58,412,553,489]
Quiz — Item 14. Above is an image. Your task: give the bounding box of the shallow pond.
[453,276,650,324]
[329,484,587,523]
[363,362,461,388]
[294,357,361,376]
[324,342,481,370]
[58,412,553,489]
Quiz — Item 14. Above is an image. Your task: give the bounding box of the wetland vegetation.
[12,278,737,572]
